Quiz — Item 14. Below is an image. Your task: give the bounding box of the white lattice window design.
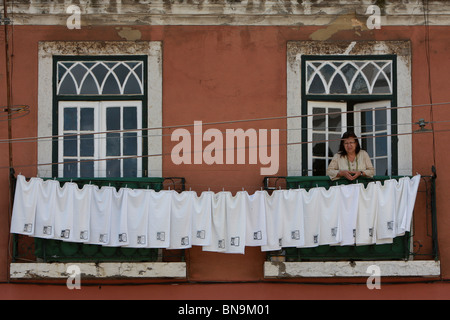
[305,60,393,95]
[57,60,144,95]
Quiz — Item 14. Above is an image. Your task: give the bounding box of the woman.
[326,131,375,181]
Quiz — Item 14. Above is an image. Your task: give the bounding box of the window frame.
[57,101,144,178]
[307,101,347,176]
[300,54,398,176]
[354,100,392,176]
[52,55,148,178]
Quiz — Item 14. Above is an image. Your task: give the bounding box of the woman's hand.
[339,170,362,181]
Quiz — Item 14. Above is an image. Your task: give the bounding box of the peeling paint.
[287,40,411,70]
[3,0,450,26]
[116,27,142,41]
[10,262,187,279]
[264,261,441,278]
[309,12,369,41]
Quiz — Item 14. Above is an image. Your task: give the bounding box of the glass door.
[354,100,392,176]
[307,101,347,176]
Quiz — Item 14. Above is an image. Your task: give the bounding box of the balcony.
[10,176,187,280]
[9,171,440,280]
[262,171,440,278]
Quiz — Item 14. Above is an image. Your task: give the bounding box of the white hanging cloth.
[10,176,40,236]
[202,191,227,253]
[225,191,247,254]
[34,179,59,239]
[191,191,213,246]
[338,184,360,246]
[355,182,378,245]
[394,177,410,237]
[279,189,305,248]
[88,186,113,246]
[124,188,150,248]
[9,175,422,253]
[261,190,284,252]
[375,179,397,241]
[404,175,421,234]
[53,182,76,242]
[245,190,268,247]
[104,188,129,247]
[71,184,94,243]
[317,186,342,246]
[147,190,172,248]
[169,190,194,250]
[301,188,321,248]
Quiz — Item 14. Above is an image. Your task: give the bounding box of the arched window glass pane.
[309,74,326,94]
[57,60,144,96]
[329,74,347,94]
[351,73,370,94]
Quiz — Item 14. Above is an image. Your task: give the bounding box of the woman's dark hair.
[338,131,361,157]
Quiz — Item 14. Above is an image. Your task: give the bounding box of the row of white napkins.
[10,175,421,253]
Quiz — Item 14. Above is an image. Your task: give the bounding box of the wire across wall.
[0,100,448,175]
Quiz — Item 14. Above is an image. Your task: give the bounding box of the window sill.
[9,262,186,279]
[264,260,440,278]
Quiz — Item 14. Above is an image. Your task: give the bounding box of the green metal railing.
[263,170,438,262]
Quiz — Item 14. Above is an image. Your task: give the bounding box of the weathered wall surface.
[1,0,450,297]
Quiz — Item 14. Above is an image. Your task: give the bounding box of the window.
[301,55,397,177]
[286,41,412,179]
[38,41,163,179]
[58,101,143,177]
[24,41,179,278]
[307,101,346,176]
[54,56,147,178]
[354,100,392,176]
[307,100,392,176]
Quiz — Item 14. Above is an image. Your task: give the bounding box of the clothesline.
[10,174,421,254]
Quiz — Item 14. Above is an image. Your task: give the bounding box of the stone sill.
[9,262,186,279]
[264,260,441,278]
